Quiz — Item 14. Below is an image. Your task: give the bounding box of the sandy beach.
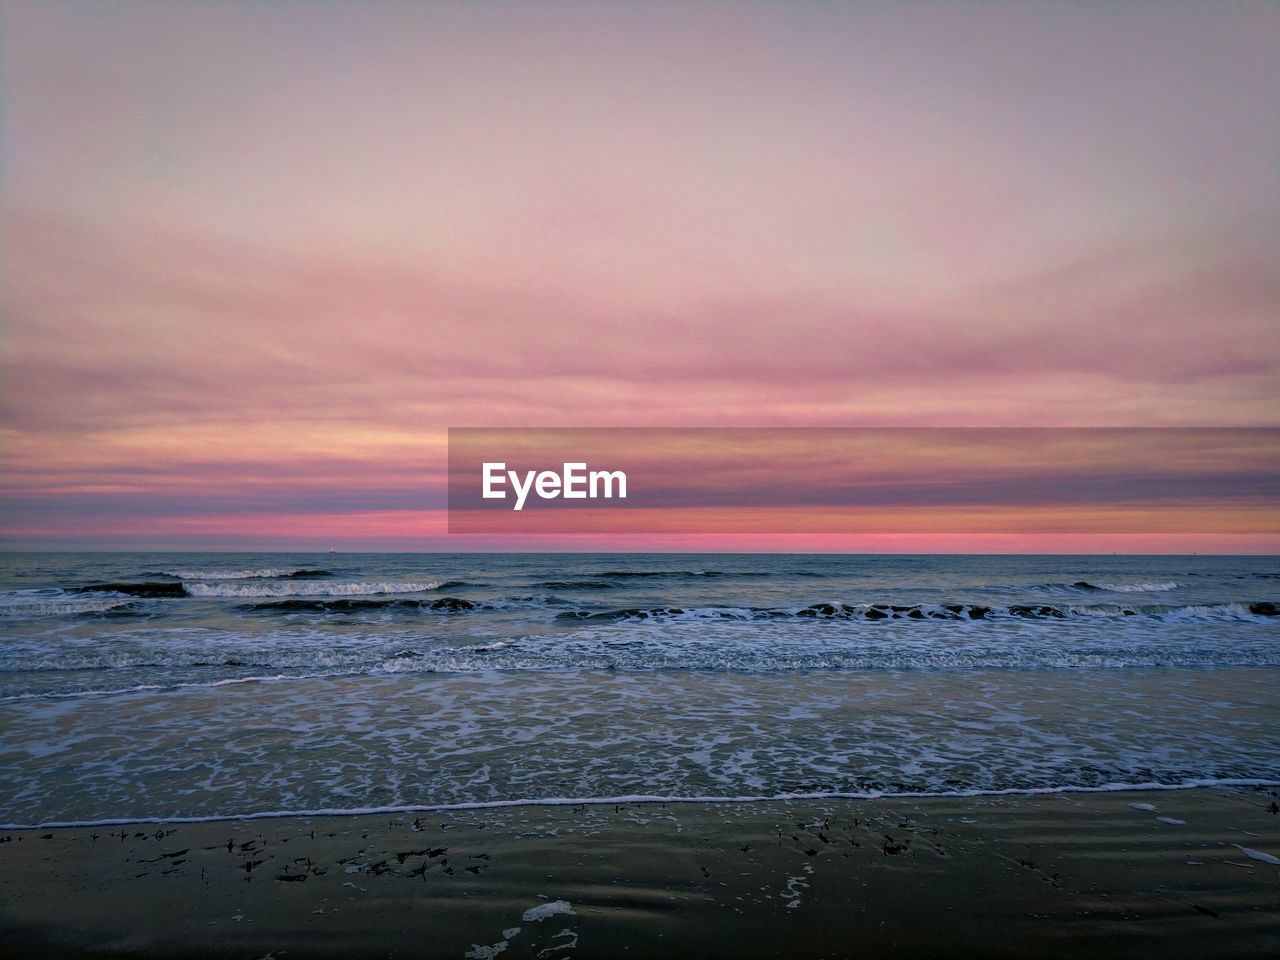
[2,786,1277,959]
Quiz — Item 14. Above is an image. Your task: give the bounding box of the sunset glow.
[2,1,1276,551]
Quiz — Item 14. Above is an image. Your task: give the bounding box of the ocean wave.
[1071,580,1179,592]
[8,624,1280,699]
[55,581,1273,623]
[557,600,1278,623]
[184,580,441,598]
[586,569,741,579]
[534,579,623,590]
[0,597,138,618]
[65,579,445,600]
[244,595,477,613]
[156,568,334,580]
[74,582,187,598]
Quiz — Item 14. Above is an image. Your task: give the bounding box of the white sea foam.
[4,614,1279,701]
[522,901,575,922]
[1232,844,1280,864]
[0,672,326,704]
[1094,581,1178,592]
[464,942,507,960]
[3,654,1277,824]
[1157,602,1257,621]
[183,580,441,598]
[5,780,1279,831]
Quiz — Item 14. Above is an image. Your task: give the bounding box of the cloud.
[5,209,1275,436]
[2,2,1276,547]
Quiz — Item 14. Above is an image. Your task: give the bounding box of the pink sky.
[1,1,1277,551]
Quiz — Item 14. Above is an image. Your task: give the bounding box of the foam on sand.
[1232,843,1280,864]
[521,900,575,922]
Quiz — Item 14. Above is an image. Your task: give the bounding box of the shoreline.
[7,778,1280,832]
[3,787,1277,958]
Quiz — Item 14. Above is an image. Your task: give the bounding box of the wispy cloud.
[2,2,1276,549]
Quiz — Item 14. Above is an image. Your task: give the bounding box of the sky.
[1,1,1277,552]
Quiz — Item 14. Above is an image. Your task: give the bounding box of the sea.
[0,553,1276,828]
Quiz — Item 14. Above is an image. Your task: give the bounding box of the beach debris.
[406,862,429,880]
[522,900,575,922]
[394,847,442,864]
[882,835,908,856]
[1231,844,1280,865]
[138,848,189,864]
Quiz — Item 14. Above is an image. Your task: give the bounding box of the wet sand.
[2,787,1277,959]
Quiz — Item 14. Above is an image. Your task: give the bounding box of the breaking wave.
[74,582,187,598]
[183,580,442,598]
[1071,580,1179,592]
[557,600,1278,623]
[158,568,334,580]
[0,597,137,618]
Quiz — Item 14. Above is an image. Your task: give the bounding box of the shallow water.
[1,553,1276,825]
